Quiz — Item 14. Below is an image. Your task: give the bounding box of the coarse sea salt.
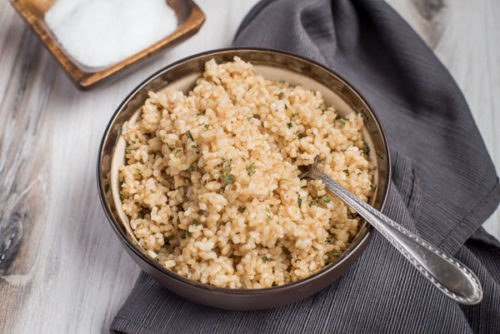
[45,0,178,69]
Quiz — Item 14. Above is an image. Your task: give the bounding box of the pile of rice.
[119,57,375,289]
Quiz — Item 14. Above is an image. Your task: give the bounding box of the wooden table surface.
[0,0,498,333]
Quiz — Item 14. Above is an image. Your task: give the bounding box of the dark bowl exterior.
[97,48,392,310]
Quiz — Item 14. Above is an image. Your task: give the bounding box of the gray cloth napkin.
[111,0,500,333]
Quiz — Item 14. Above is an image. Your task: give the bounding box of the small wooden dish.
[10,0,206,89]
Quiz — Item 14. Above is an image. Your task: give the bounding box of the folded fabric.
[111,0,500,333]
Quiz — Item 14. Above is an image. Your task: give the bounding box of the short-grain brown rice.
[119,57,375,289]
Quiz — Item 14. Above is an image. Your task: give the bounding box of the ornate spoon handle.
[310,169,483,305]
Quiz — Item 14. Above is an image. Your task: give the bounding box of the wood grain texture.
[0,0,498,333]
[10,0,206,89]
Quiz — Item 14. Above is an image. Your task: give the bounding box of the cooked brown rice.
[119,57,375,289]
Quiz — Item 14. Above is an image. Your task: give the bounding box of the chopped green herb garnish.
[327,250,343,258]
[167,145,174,151]
[309,200,313,206]
[285,104,289,110]
[370,184,376,192]
[191,145,197,149]
[297,133,306,139]
[247,116,253,121]
[241,157,246,162]
[155,257,160,262]
[297,194,302,208]
[188,165,195,172]
[197,112,204,116]
[315,197,321,203]
[122,177,126,184]
[191,220,201,226]
[196,150,200,154]
[131,140,136,144]
[120,194,125,201]
[278,92,284,99]
[266,216,271,223]
[186,130,194,141]
[291,112,299,117]
[239,207,246,213]
[286,122,292,129]
[340,118,348,124]
[204,124,209,130]
[223,174,235,184]
[343,169,350,175]
[246,162,255,176]
[294,258,302,263]
[203,180,207,186]
[301,185,308,189]
[164,237,169,245]
[322,196,331,203]
[284,274,290,279]
[133,167,142,174]
[126,146,137,151]
[174,149,181,156]
[185,231,193,238]
[281,178,292,182]
[104,184,110,193]
[363,142,370,155]
[325,239,332,244]
[262,256,269,263]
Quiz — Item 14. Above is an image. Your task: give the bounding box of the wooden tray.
[10,0,206,89]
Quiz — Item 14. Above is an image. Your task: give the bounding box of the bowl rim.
[97,47,392,295]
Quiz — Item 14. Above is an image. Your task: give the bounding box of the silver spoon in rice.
[300,158,483,305]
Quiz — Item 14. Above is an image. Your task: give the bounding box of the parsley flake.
[223,174,235,184]
[186,130,194,142]
[363,142,370,155]
[246,162,255,176]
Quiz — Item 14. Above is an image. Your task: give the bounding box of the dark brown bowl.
[97,48,392,310]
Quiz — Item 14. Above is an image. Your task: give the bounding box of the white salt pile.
[45,0,178,69]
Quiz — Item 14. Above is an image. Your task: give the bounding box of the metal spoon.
[300,159,483,305]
